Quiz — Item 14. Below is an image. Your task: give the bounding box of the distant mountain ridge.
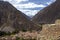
[32,0,60,24]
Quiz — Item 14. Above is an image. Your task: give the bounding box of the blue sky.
[3,0,56,17]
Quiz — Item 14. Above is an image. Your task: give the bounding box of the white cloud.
[46,2,52,5]
[46,0,56,5]
[13,2,45,16]
[3,0,12,1]
[20,9,39,16]
[3,0,29,4]
[15,0,29,3]
[3,0,46,8]
[14,2,46,9]
[3,0,46,16]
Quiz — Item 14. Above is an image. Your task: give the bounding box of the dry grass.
[0,23,60,40]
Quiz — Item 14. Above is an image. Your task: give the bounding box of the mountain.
[32,0,60,24]
[31,0,60,40]
[0,1,41,33]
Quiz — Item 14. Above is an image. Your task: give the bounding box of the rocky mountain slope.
[32,0,60,40]
[0,1,41,33]
[32,0,60,24]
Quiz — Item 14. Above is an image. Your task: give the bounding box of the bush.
[16,36,20,40]
[22,29,27,32]
[0,31,6,36]
[11,30,19,35]
[0,30,19,36]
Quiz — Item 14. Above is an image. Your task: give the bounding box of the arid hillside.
[32,0,60,24]
[32,0,60,40]
[0,1,41,33]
